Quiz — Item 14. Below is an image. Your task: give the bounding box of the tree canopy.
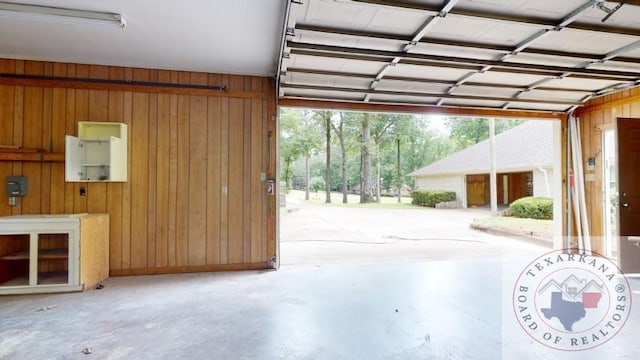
[446,117,524,149]
[280,109,528,203]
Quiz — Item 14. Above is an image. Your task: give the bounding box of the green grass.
[285,190,421,209]
[471,216,553,239]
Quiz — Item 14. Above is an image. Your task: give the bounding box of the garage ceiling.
[279,0,640,113]
[2,1,640,114]
[0,0,286,76]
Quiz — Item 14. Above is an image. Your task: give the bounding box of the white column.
[553,121,563,250]
[489,118,498,215]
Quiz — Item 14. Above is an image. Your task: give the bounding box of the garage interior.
[1,0,640,358]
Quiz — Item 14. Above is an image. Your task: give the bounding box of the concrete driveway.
[280,196,547,266]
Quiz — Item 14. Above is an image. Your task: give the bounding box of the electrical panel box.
[6,176,27,197]
[65,122,127,182]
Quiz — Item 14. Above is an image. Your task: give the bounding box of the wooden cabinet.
[0,214,109,295]
[65,121,127,182]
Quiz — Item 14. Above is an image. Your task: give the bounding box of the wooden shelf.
[38,271,69,285]
[1,248,68,260]
[0,148,64,162]
[0,271,68,286]
[0,213,109,294]
[0,275,28,286]
[80,138,110,142]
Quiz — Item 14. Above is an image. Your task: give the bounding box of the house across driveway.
[280,195,548,266]
[410,120,554,208]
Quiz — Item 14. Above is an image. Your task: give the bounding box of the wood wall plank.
[251,98,263,263]
[0,58,274,275]
[227,98,244,264]
[206,95,221,265]
[120,89,133,269]
[40,63,53,214]
[147,91,158,269]
[266,81,277,264]
[130,92,149,269]
[107,85,124,271]
[73,65,89,214]
[10,61,24,216]
[632,99,640,116]
[63,74,75,215]
[243,99,252,263]
[220,93,229,265]
[22,85,43,214]
[167,93,179,268]
[262,96,269,261]
[155,93,171,268]
[175,94,190,266]
[49,63,67,215]
[0,60,15,217]
[188,95,207,266]
[87,78,109,214]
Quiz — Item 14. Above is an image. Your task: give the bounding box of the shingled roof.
[410,120,554,177]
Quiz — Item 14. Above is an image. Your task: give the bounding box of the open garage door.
[277,0,640,115]
[278,111,563,265]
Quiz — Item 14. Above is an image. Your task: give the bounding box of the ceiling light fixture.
[0,2,126,28]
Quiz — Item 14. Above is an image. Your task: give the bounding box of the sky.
[422,115,450,136]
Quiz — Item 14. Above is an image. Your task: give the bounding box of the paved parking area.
[280,197,548,266]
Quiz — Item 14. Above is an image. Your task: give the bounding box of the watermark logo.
[513,250,632,351]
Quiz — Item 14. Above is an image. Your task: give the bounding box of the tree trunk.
[330,113,348,204]
[340,138,347,203]
[361,113,372,203]
[325,114,331,203]
[397,138,401,203]
[304,155,310,200]
[375,140,381,202]
[284,158,292,189]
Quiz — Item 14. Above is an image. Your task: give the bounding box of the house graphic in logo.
[537,275,604,331]
[513,250,631,351]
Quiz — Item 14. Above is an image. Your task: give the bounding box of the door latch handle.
[621,203,630,208]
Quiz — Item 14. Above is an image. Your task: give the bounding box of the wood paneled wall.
[0,58,276,275]
[575,87,640,253]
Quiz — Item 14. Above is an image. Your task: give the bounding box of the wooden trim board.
[110,262,270,276]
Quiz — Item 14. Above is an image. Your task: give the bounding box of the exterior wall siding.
[533,168,553,198]
[414,175,466,207]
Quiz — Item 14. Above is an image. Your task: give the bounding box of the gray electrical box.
[6,176,27,197]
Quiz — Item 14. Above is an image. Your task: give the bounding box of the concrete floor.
[1,258,639,359]
[2,201,638,359]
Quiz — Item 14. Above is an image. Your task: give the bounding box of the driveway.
[280,196,548,266]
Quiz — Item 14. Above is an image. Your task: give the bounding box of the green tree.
[446,117,524,149]
[360,113,373,203]
[332,112,349,203]
[312,110,334,203]
[309,176,326,192]
[279,108,322,190]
